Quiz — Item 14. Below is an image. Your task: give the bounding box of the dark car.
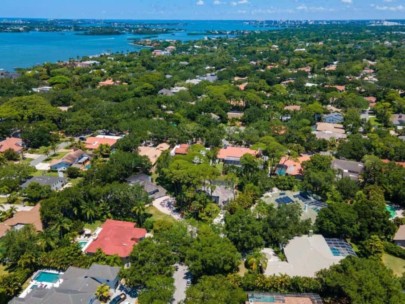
[109,293,126,304]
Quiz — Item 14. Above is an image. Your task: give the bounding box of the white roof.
[264,235,344,278]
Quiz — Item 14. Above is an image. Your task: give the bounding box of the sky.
[1,0,405,20]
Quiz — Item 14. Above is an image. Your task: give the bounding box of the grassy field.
[146,206,176,224]
[382,253,405,276]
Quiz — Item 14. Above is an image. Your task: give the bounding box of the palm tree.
[81,201,97,223]
[132,202,146,226]
[51,217,73,238]
[245,250,268,274]
[95,284,111,303]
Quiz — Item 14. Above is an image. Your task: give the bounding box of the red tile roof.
[174,144,190,155]
[85,137,118,150]
[85,219,147,258]
[217,146,258,160]
[278,155,312,176]
[0,137,23,153]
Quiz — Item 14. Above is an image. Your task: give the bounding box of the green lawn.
[84,220,102,232]
[146,206,176,224]
[382,253,405,276]
[31,171,59,177]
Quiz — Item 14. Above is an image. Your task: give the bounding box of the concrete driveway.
[172,264,190,304]
[152,196,182,220]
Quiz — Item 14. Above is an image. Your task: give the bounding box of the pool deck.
[18,270,63,298]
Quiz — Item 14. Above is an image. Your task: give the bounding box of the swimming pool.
[386,205,396,218]
[249,295,276,303]
[79,240,89,249]
[34,271,60,283]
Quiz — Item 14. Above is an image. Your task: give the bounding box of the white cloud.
[296,4,335,12]
[375,4,405,11]
[341,0,352,4]
[213,0,222,4]
[231,0,249,6]
[196,0,205,5]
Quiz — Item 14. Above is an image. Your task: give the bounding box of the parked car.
[110,293,126,304]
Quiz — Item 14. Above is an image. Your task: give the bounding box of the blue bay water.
[0,20,268,71]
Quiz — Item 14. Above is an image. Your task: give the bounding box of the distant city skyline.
[1,0,405,20]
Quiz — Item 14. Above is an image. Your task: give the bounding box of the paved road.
[172,264,189,304]
[29,142,70,167]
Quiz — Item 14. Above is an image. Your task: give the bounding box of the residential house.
[170,144,190,156]
[0,204,43,238]
[0,137,23,154]
[21,176,67,191]
[217,146,258,166]
[202,183,235,206]
[50,149,89,171]
[85,219,147,259]
[138,143,170,166]
[85,136,119,150]
[364,96,377,107]
[326,85,345,92]
[98,78,121,87]
[158,89,174,96]
[314,122,347,140]
[126,173,167,199]
[322,113,344,124]
[32,86,52,93]
[275,155,311,178]
[227,111,244,120]
[332,159,364,180]
[394,225,405,247]
[9,263,120,304]
[263,234,355,278]
[284,105,301,111]
[391,114,405,126]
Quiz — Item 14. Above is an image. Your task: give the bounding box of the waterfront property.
[10,264,120,303]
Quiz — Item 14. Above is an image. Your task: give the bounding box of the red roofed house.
[98,78,121,87]
[0,137,23,154]
[275,155,312,178]
[172,144,190,156]
[85,136,118,150]
[365,96,377,107]
[85,219,147,259]
[217,146,258,166]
